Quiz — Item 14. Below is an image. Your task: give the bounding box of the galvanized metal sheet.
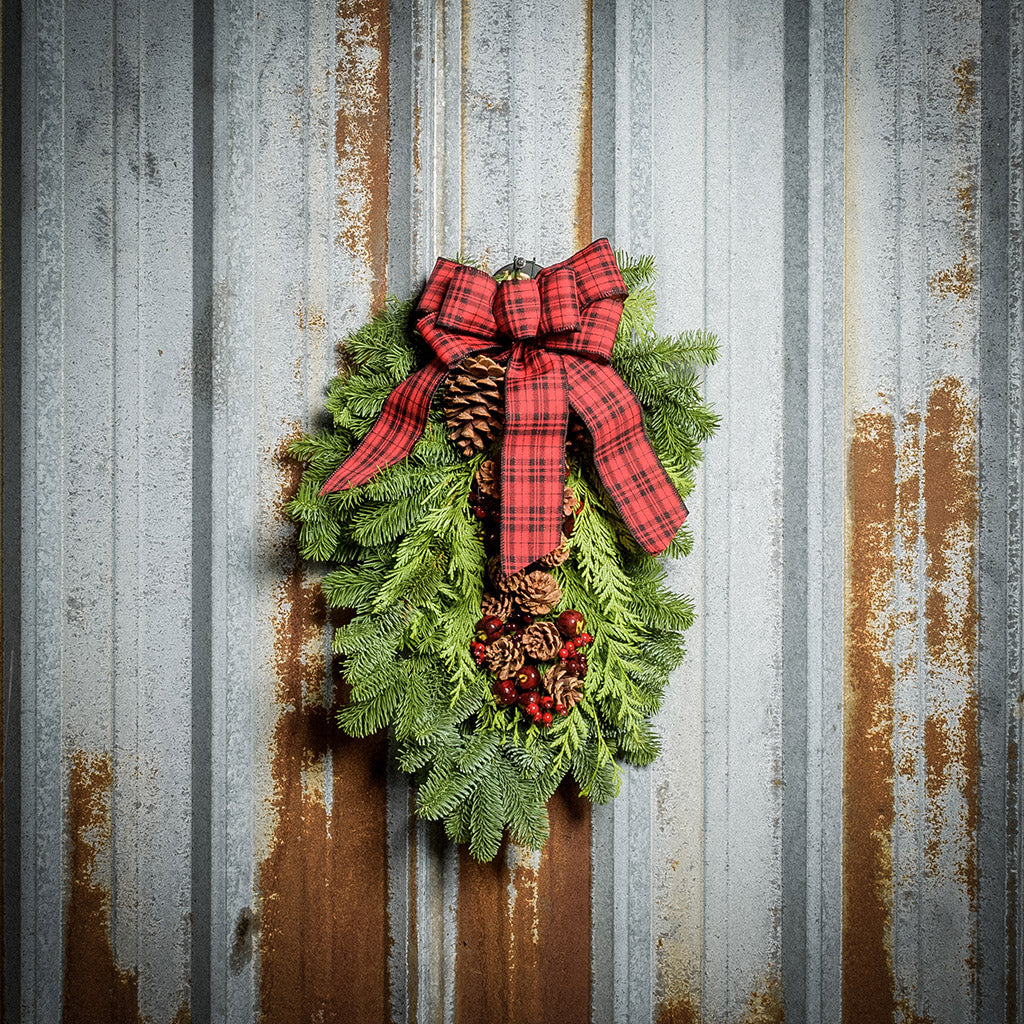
[6,0,1024,1022]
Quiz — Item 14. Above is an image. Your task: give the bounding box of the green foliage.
[288,253,718,860]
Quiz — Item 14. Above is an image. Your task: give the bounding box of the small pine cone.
[481,590,515,621]
[562,487,578,517]
[544,663,584,709]
[488,556,518,593]
[513,571,563,616]
[521,622,563,661]
[566,417,591,457]
[486,635,525,677]
[537,536,571,568]
[444,354,506,456]
[475,458,500,499]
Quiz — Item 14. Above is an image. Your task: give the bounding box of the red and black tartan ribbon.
[320,238,688,575]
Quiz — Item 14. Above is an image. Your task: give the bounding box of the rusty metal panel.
[5,0,1024,1022]
[13,0,196,1021]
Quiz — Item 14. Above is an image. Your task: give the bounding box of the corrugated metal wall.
[1,0,1021,1021]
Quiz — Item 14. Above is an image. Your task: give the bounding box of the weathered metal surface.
[5,0,1023,1022]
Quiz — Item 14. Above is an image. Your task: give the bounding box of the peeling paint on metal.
[844,408,898,1024]
[454,789,590,1024]
[335,0,390,313]
[257,441,392,1022]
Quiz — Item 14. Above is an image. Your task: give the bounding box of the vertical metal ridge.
[1,0,24,1015]
[190,0,214,1015]
[20,0,67,1018]
[978,3,1013,1022]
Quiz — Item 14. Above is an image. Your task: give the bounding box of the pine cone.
[486,635,525,677]
[544,663,584,709]
[522,622,562,661]
[537,536,571,567]
[562,487,579,517]
[566,417,591,458]
[476,458,500,499]
[481,590,515,621]
[511,571,563,616]
[444,354,505,456]
[488,556,518,593]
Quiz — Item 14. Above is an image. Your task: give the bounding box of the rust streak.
[737,976,784,1024]
[257,440,391,1022]
[927,252,975,304]
[843,409,898,1024]
[335,0,390,313]
[922,378,979,903]
[576,0,594,251]
[63,751,151,1024]
[656,995,698,1024]
[952,57,977,115]
[455,788,590,1024]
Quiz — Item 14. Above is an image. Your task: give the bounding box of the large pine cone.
[481,590,515,621]
[544,663,584,708]
[475,458,500,499]
[522,622,562,661]
[510,570,563,616]
[444,354,505,456]
[486,635,525,677]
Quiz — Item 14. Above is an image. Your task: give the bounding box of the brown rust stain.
[927,252,975,304]
[922,378,979,901]
[257,442,392,1021]
[576,0,594,251]
[455,787,591,1024]
[335,0,390,313]
[656,994,698,1024]
[843,409,898,1024]
[737,975,784,1024]
[63,751,150,1024]
[952,57,977,114]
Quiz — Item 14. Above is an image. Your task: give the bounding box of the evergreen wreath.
[287,245,718,861]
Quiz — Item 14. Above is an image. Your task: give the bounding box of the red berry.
[566,656,585,676]
[520,613,534,626]
[556,610,585,638]
[578,632,593,646]
[475,616,505,642]
[541,711,553,726]
[540,695,554,710]
[562,515,576,537]
[473,506,487,519]
[558,645,572,661]
[518,692,538,711]
[516,665,540,690]
[554,703,567,715]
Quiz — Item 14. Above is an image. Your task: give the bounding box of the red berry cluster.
[553,609,592,678]
[470,608,592,728]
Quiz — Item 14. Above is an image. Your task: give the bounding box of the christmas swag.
[288,239,718,860]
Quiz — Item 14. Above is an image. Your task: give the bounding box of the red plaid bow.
[320,239,688,575]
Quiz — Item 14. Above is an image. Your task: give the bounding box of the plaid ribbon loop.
[320,238,688,575]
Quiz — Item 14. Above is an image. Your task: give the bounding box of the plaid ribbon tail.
[501,346,569,576]
[563,355,688,554]
[319,358,448,494]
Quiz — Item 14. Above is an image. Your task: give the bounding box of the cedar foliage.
[287,252,718,860]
